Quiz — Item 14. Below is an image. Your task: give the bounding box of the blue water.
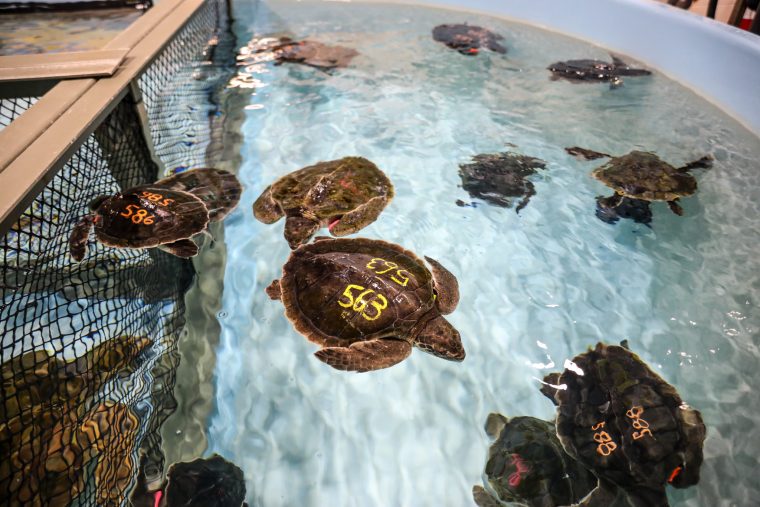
[170,1,760,505]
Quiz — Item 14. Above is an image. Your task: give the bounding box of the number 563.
[338,284,387,321]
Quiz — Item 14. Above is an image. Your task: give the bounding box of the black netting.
[0,0,231,505]
[138,0,235,174]
[0,97,39,129]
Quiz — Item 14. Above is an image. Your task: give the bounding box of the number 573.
[337,284,388,321]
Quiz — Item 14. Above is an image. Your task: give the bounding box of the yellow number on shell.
[362,293,388,321]
[390,270,410,287]
[593,431,613,444]
[366,258,383,271]
[626,406,644,419]
[352,289,375,313]
[375,261,398,275]
[591,421,606,431]
[338,284,364,308]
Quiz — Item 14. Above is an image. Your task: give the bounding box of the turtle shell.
[253,156,394,247]
[93,186,209,249]
[277,237,435,347]
[547,58,651,83]
[592,151,698,202]
[432,24,507,55]
[458,152,546,212]
[275,40,358,69]
[164,454,246,507]
[156,168,242,222]
[541,343,706,500]
[475,413,596,507]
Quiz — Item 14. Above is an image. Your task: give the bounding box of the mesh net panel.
[0,0,231,505]
[0,97,39,131]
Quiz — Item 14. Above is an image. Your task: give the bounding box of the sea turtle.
[1,335,150,506]
[566,147,712,219]
[275,39,358,69]
[239,36,358,70]
[69,168,241,261]
[548,56,651,88]
[540,342,707,507]
[458,151,547,212]
[253,157,394,249]
[473,413,596,507]
[265,237,465,372]
[131,454,247,507]
[432,23,507,55]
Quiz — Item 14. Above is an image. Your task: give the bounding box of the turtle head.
[414,315,465,362]
[284,216,320,249]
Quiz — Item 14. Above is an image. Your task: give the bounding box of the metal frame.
[0,0,206,237]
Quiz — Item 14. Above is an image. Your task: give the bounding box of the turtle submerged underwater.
[69,168,241,261]
[239,36,358,70]
[130,454,247,507]
[548,56,651,88]
[432,23,507,55]
[265,237,465,372]
[540,342,707,507]
[253,157,394,249]
[1,335,149,506]
[566,147,712,221]
[458,151,547,212]
[473,413,596,507]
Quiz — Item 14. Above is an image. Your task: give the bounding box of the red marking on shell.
[153,490,163,507]
[508,453,530,487]
[468,48,479,54]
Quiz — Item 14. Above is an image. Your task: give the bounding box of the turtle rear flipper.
[679,155,713,173]
[487,40,507,54]
[414,315,465,361]
[328,195,389,237]
[472,485,502,507]
[424,256,459,314]
[159,239,199,258]
[314,338,412,372]
[69,215,95,262]
[667,200,684,216]
[284,216,320,249]
[484,412,509,439]
[265,280,282,300]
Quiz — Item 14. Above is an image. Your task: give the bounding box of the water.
[173,1,760,505]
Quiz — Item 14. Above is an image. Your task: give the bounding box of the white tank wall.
[351,0,760,136]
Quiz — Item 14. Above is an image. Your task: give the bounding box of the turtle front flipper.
[424,256,459,314]
[158,239,199,258]
[252,185,284,224]
[328,195,389,237]
[284,216,320,249]
[667,200,684,216]
[515,181,536,214]
[472,485,503,507]
[678,155,713,173]
[413,315,465,361]
[69,215,95,262]
[565,147,611,161]
[314,338,412,372]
